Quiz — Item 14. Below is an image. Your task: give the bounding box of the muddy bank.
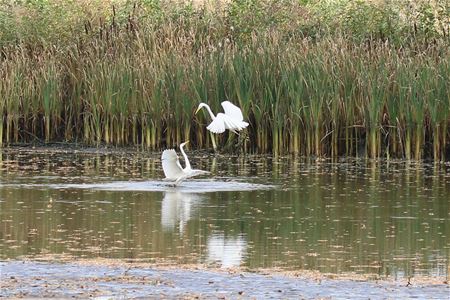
[1,260,448,299]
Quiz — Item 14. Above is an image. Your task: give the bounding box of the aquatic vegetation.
[0,0,448,160]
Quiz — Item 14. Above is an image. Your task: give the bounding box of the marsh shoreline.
[1,259,449,299]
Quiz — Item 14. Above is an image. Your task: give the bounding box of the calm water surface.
[0,148,449,280]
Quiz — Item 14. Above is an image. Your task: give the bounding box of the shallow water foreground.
[0,147,449,298]
[1,260,449,299]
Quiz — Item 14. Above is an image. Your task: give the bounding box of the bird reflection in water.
[161,191,203,234]
[206,234,247,268]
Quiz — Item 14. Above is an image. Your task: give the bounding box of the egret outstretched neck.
[179,142,192,170]
[197,103,216,120]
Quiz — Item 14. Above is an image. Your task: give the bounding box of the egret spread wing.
[207,113,249,134]
[221,114,249,133]
[221,101,244,121]
[161,149,184,179]
[207,114,227,134]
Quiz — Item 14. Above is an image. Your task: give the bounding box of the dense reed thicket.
[0,0,449,160]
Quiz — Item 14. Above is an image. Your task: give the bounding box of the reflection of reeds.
[0,3,448,160]
[2,152,448,276]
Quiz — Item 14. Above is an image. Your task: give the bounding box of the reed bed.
[0,0,449,160]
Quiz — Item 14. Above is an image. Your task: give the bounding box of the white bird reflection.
[206,234,247,268]
[161,191,203,234]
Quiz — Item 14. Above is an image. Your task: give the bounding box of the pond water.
[1,148,449,281]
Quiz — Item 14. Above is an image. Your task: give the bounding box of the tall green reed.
[0,1,448,160]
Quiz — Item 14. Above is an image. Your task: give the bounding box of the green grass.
[0,0,449,160]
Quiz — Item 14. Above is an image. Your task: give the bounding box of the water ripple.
[0,180,275,193]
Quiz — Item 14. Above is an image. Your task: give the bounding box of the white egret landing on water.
[161,141,209,185]
[195,101,249,134]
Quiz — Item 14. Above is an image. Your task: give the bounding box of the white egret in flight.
[195,101,249,134]
[161,141,209,184]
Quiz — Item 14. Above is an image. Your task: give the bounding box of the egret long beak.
[184,141,189,144]
[195,107,201,114]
